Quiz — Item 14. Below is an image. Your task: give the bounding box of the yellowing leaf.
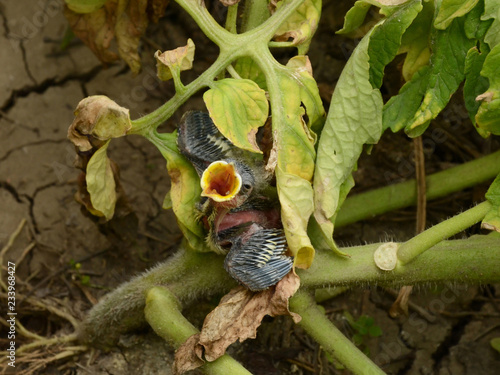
[273,0,321,54]
[86,140,117,220]
[65,0,108,13]
[155,39,196,81]
[276,169,315,268]
[203,79,268,153]
[153,132,209,252]
[68,95,132,152]
[233,57,267,90]
[434,0,479,30]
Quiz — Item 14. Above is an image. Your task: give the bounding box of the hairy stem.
[397,201,491,264]
[336,149,500,227]
[289,292,385,375]
[80,235,500,346]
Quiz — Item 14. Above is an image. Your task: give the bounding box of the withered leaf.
[155,39,195,81]
[65,0,169,72]
[115,0,149,74]
[173,334,204,375]
[68,95,132,152]
[199,272,300,362]
[64,3,118,64]
[173,273,300,374]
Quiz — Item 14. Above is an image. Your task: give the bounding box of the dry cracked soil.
[1,0,500,374]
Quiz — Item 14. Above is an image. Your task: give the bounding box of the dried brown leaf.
[199,272,300,362]
[173,334,204,375]
[65,0,169,72]
[147,0,169,22]
[115,0,149,74]
[68,96,132,152]
[64,3,119,64]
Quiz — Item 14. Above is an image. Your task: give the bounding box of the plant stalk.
[335,150,500,227]
[79,235,500,346]
[289,292,386,375]
[397,201,491,264]
[145,286,251,375]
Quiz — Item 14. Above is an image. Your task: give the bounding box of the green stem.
[129,53,233,135]
[241,0,271,32]
[289,292,385,375]
[145,287,251,375]
[80,235,500,347]
[225,4,239,34]
[336,150,500,228]
[397,201,491,264]
[130,0,304,135]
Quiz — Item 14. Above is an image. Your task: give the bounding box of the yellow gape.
[200,160,242,202]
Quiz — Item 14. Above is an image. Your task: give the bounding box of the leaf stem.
[225,4,239,34]
[397,201,491,264]
[289,291,385,375]
[130,0,305,135]
[336,150,500,227]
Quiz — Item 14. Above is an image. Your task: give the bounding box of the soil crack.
[1,65,102,113]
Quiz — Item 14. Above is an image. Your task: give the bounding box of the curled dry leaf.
[155,39,195,81]
[68,95,132,152]
[174,273,300,373]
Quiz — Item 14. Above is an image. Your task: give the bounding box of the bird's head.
[200,160,254,208]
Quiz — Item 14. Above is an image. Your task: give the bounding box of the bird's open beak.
[201,161,242,202]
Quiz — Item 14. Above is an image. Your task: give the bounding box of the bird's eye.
[243,184,252,191]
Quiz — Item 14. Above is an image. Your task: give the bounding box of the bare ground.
[1,1,500,374]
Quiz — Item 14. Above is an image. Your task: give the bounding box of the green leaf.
[155,39,195,82]
[383,65,431,132]
[482,173,500,232]
[86,140,116,221]
[337,0,404,35]
[398,0,433,80]
[352,333,364,346]
[400,17,474,137]
[368,0,422,88]
[481,0,500,48]
[475,43,500,134]
[491,337,500,353]
[233,57,267,90]
[464,0,493,39]
[434,0,479,29]
[464,46,490,125]
[273,0,322,54]
[153,132,209,252]
[313,31,383,250]
[337,1,372,35]
[203,78,268,153]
